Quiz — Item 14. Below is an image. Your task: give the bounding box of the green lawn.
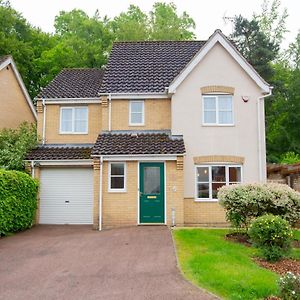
[173,229,279,300]
[292,229,300,259]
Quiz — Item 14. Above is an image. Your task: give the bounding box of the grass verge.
[172,228,279,300]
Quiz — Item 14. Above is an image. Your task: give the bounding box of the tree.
[150,2,195,40]
[254,0,288,47]
[0,122,38,171]
[0,1,55,97]
[111,5,149,41]
[36,9,113,90]
[111,2,196,41]
[231,15,279,81]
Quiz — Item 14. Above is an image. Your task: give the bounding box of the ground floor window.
[109,162,126,192]
[195,165,242,201]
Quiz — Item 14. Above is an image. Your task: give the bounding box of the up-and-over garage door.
[39,168,93,224]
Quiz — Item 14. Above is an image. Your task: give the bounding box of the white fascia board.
[98,93,169,99]
[92,154,184,161]
[44,98,101,104]
[168,31,271,94]
[0,57,37,119]
[25,159,93,166]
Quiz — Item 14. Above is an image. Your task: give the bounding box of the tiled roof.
[92,132,185,156]
[26,145,93,160]
[39,69,104,99]
[99,40,206,93]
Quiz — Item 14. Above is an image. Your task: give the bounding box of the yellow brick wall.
[37,102,102,144]
[166,161,184,226]
[111,99,171,130]
[102,161,138,228]
[0,65,36,129]
[184,198,228,226]
[93,160,184,229]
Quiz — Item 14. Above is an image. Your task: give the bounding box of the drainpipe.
[257,88,272,182]
[108,93,112,131]
[42,98,46,145]
[99,156,103,231]
[31,160,35,178]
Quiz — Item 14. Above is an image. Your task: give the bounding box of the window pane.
[204,111,216,123]
[212,166,226,182]
[212,182,226,199]
[131,102,143,113]
[196,167,209,182]
[203,97,216,110]
[74,120,87,132]
[218,96,232,110]
[111,163,124,175]
[144,167,160,194]
[61,109,72,132]
[229,167,241,182]
[111,177,124,189]
[219,111,233,124]
[131,112,143,124]
[75,107,88,120]
[197,183,209,198]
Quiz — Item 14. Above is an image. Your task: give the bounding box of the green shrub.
[0,122,38,170]
[0,170,38,236]
[218,183,300,229]
[280,152,300,165]
[279,272,300,300]
[248,214,293,261]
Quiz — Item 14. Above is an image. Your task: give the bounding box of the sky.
[9,0,300,49]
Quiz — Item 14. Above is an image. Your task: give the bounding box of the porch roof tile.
[92,132,185,156]
[26,145,93,160]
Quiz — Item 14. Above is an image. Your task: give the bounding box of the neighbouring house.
[0,55,37,129]
[26,30,271,229]
[267,163,300,192]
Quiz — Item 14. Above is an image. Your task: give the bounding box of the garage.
[39,168,93,224]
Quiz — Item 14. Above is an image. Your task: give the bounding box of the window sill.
[129,124,145,127]
[59,132,88,135]
[194,199,219,202]
[108,189,127,193]
[202,124,235,127]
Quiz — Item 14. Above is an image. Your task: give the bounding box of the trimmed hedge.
[218,183,300,229]
[0,170,38,236]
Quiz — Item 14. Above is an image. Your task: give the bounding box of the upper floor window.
[203,95,233,125]
[129,100,144,126]
[195,165,242,201]
[60,107,88,134]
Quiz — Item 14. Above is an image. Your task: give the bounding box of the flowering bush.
[248,214,293,261]
[279,272,300,300]
[218,183,300,229]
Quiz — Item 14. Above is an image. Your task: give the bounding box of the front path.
[0,225,217,300]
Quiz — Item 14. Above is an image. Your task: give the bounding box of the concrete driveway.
[0,226,217,300]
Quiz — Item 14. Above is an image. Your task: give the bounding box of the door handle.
[65,200,69,203]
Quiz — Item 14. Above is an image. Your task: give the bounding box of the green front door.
[139,163,165,223]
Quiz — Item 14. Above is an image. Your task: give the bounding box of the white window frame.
[202,95,234,126]
[108,162,127,192]
[194,164,243,202]
[129,100,145,126]
[59,107,88,134]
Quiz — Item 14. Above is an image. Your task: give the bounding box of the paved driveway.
[0,226,217,300]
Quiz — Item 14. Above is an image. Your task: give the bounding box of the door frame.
[137,161,167,225]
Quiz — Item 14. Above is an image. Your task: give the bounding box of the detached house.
[26,30,271,229]
[0,56,37,129]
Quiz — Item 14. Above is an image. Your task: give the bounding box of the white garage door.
[40,168,93,224]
